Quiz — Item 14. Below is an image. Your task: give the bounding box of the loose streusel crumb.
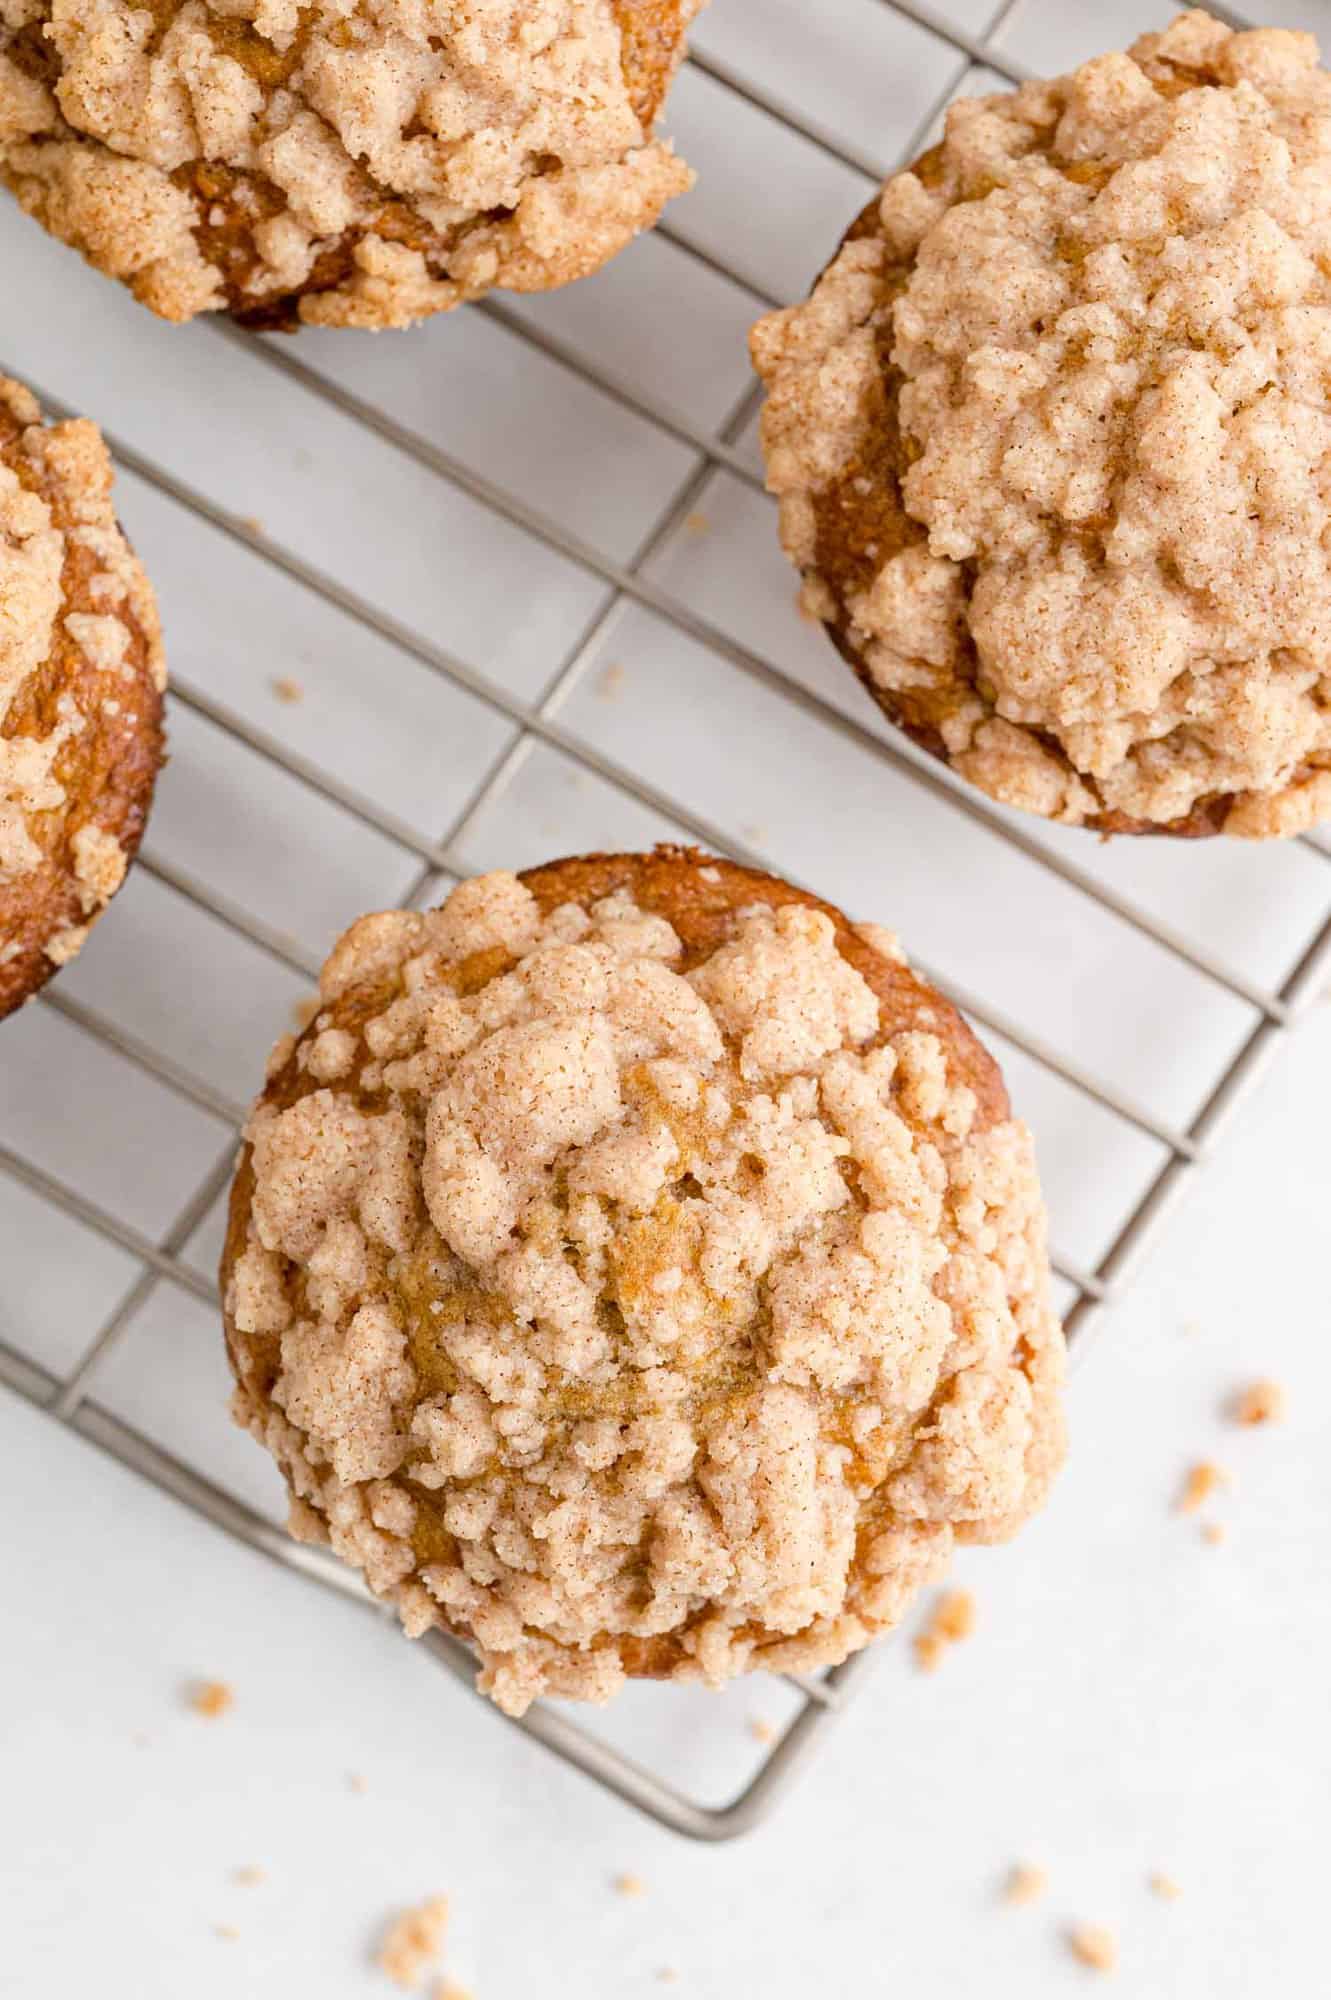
[748,1716,777,1745]
[913,1587,976,1670]
[1178,1461,1227,1513]
[1231,1379,1285,1426]
[1068,1923,1118,1974]
[1201,1521,1226,1547]
[348,1772,369,1794]
[431,1983,473,2000]
[215,1924,240,1943]
[685,512,710,535]
[753,13,1331,838]
[597,662,627,700]
[271,677,305,706]
[376,1896,449,1990]
[187,1679,234,1719]
[1150,1873,1183,1901]
[232,1865,265,1887]
[614,1873,646,1899]
[224,854,1064,1715]
[0,377,164,1016]
[0,2,703,331]
[1003,1862,1047,1907]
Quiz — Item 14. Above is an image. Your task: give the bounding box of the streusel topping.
[0,374,164,1001]
[753,13,1331,837]
[0,0,700,328]
[226,865,1063,1714]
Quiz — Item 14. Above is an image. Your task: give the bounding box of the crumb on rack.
[684,511,709,535]
[614,1873,646,1899]
[232,1865,265,1887]
[187,1679,234,1719]
[748,1717,777,1745]
[271,676,304,705]
[1230,1379,1285,1426]
[1067,1923,1118,1973]
[1177,1461,1227,1514]
[596,662,626,701]
[1150,1873,1182,1901]
[376,1895,449,1990]
[1003,1862,1047,1907]
[1201,1521,1226,1547]
[913,1588,976,1671]
[239,515,265,537]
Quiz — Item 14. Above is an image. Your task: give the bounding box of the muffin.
[0,0,704,331]
[222,848,1065,1715]
[0,376,165,1019]
[752,13,1331,839]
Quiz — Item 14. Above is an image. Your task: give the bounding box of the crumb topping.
[0,0,701,329]
[226,863,1063,1715]
[0,375,163,1003]
[753,13,1331,837]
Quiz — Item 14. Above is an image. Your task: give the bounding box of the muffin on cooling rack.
[222,847,1065,1715]
[0,0,704,331]
[0,376,165,1020]
[752,12,1331,839]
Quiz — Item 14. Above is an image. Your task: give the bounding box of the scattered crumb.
[1180,1319,1203,1338]
[430,1982,473,2000]
[232,1865,265,1887]
[1177,1461,1227,1514]
[596,661,626,700]
[1150,1873,1183,1902]
[1230,1379,1285,1427]
[187,1679,234,1719]
[914,1588,976,1671]
[684,510,709,535]
[1067,1923,1118,1974]
[614,1873,646,1899]
[658,1973,679,1986]
[348,1772,369,1794]
[748,1717,777,1746]
[1003,1862,1047,1907]
[271,675,304,704]
[239,515,265,537]
[215,1924,240,1943]
[131,1731,150,1749]
[1201,1521,1226,1547]
[376,1896,450,1990]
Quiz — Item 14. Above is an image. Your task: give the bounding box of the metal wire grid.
[3,0,1330,1842]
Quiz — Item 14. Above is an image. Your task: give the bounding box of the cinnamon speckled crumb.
[1177,1462,1227,1514]
[376,1896,449,1990]
[1003,1862,1047,1907]
[1067,1923,1118,1973]
[1230,1379,1285,1426]
[187,1679,234,1719]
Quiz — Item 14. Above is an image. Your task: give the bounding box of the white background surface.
[2,0,1330,1992]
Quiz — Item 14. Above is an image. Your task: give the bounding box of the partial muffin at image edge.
[752,12,1331,840]
[0,0,706,331]
[221,847,1066,1716]
[0,375,165,1019]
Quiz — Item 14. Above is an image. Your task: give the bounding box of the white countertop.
[3,0,1331,1991]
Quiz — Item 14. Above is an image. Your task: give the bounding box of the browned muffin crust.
[752,16,1331,839]
[222,848,1064,1712]
[0,379,165,1018]
[0,1,703,332]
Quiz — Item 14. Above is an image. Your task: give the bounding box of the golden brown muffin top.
[223,850,1064,1714]
[0,377,164,1018]
[752,13,1331,838]
[0,0,703,328]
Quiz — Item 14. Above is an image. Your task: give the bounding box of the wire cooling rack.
[3,0,1330,1842]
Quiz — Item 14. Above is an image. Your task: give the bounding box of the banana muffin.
[0,0,704,330]
[0,375,165,1018]
[222,848,1065,1715]
[752,13,1331,838]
